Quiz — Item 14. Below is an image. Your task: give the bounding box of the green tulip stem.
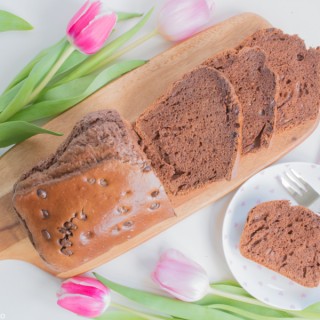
[93,28,158,73]
[111,301,165,320]
[27,44,75,103]
[208,286,269,308]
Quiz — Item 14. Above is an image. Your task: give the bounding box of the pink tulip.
[158,0,215,42]
[152,249,209,302]
[57,276,111,317]
[67,0,117,54]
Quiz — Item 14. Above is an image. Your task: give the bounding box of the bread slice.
[238,28,320,130]
[13,110,175,272]
[134,66,242,195]
[204,47,278,154]
[240,200,320,287]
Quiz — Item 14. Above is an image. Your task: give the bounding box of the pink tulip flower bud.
[158,0,215,42]
[67,0,117,54]
[152,249,209,302]
[57,276,111,317]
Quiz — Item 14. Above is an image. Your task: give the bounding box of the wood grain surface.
[1,13,317,278]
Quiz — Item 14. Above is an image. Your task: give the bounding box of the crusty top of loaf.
[13,110,175,272]
[238,28,320,130]
[240,200,320,287]
[204,46,278,154]
[15,110,148,194]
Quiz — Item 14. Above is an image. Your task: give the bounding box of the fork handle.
[309,198,320,214]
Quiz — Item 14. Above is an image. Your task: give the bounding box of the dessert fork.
[280,168,320,213]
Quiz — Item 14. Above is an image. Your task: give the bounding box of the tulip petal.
[152,249,209,302]
[158,0,214,42]
[67,0,90,34]
[70,276,110,293]
[74,13,117,54]
[60,281,108,300]
[57,294,108,318]
[67,1,102,38]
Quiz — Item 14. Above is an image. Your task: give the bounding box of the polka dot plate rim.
[222,161,320,310]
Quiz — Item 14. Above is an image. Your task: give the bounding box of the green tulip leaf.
[0,82,23,113]
[208,304,294,320]
[198,296,291,318]
[94,273,245,320]
[116,11,143,21]
[4,38,67,92]
[0,40,70,122]
[3,39,86,102]
[0,10,33,32]
[96,311,147,320]
[54,8,154,86]
[210,284,253,298]
[0,121,61,147]
[54,50,86,76]
[96,309,174,320]
[212,280,242,288]
[10,60,146,122]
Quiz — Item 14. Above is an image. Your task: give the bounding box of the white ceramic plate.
[223,162,320,310]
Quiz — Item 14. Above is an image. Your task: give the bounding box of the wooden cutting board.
[0,13,318,278]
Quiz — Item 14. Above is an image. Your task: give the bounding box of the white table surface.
[1,1,320,319]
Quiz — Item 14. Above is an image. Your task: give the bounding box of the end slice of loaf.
[204,47,278,154]
[238,28,320,130]
[13,110,175,272]
[134,66,242,195]
[240,200,320,287]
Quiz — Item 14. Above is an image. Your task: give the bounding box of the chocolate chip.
[121,190,132,197]
[41,209,50,219]
[41,230,51,240]
[150,202,160,210]
[64,221,72,229]
[151,190,160,198]
[123,221,134,229]
[87,178,96,184]
[59,238,72,247]
[58,227,67,234]
[79,211,87,221]
[37,189,47,199]
[297,54,304,61]
[99,179,108,187]
[116,206,130,214]
[64,221,77,230]
[61,247,73,256]
[143,165,152,173]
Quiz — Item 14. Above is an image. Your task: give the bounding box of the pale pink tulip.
[158,0,215,42]
[67,0,117,54]
[152,249,209,302]
[57,276,110,317]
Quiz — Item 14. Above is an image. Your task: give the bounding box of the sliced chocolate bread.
[135,66,242,195]
[204,47,278,154]
[13,110,175,272]
[240,200,320,287]
[238,28,320,130]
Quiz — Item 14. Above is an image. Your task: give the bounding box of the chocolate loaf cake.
[204,47,278,154]
[240,200,320,287]
[13,110,175,272]
[135,66,242,195]
[238,28,320,130]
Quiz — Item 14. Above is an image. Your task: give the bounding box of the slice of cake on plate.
[240,200,320,287]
